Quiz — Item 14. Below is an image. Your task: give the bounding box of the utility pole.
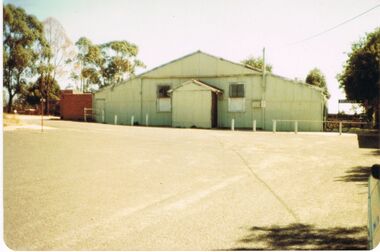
[262,47,266,75]
[40,98,45,132]
[262,47,266,130]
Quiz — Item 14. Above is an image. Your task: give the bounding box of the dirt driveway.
[3,117,379,250]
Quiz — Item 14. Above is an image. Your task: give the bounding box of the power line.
[286,3,380,46]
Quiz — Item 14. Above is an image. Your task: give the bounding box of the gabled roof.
[136,50,262,78]
[168,79,223,94]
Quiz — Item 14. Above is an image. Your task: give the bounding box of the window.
[157,98,171,112]
[157,85,171,112]
[157,85,171,98]
[228,98,245,112]
[229,84,244,98]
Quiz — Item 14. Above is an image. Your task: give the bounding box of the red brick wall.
[60,90,93,121]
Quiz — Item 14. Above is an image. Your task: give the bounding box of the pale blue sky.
[5,0,380,113]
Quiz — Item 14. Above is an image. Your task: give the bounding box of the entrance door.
[211,92,218,128]
[95,99,105,123]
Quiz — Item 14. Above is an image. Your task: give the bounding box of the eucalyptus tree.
[241,56,272,72]
[305,68,330,99]
[3,4,50,112]
[72,37,145,91]
[338,27,380,126]
[43,17,76,112]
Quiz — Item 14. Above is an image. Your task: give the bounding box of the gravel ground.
[3,116,379,250]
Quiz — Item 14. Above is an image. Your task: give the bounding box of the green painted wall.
[94,51,326,131]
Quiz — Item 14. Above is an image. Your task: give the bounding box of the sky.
[4,0,380,113]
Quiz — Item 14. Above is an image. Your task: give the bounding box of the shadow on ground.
[368,149,380,156]
[334,166,371,186]
[357,133,380,149]
[226,223,367,250]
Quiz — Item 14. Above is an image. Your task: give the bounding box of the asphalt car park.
[3,117,378,250]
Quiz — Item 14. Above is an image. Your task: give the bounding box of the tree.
[241,56,272,72]
[43,17,76,80]
[72,37,145,91]
[337,28,380,127]
[17,75,60,113]
[305,68,330,99]
[3,4,50,112]
[43,17,76,113]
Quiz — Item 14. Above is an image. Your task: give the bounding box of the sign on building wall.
[157,98,171,112]
[228,98,245,112]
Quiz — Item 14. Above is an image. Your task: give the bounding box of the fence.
[271,119,371,135]
[84,108,95,122]
[227,119,372,134]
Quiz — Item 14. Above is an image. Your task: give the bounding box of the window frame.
[229,83,245,98]
[157,85,171,98]
[156,84,172,112]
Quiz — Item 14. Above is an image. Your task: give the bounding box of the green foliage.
[241,56,272,72]
[305,68,330,99]
[3,4,50,112]
[337,27,380,125]
[72,37,145,90]
[18,75,60,111]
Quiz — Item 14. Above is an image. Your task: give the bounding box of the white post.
[84,108,87,122]
[131,115,134,126]
[253,120,256,132]
[339,121,342,135]
[231,119,235,131]
[102,109,105,123]
[273,120,276,133]
[145,114,149,126]
[294,121,298,134]
[114,115,118,125]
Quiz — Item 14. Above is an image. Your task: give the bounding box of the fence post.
[294,120,298,134]
[253,120,256,132]
[146,114,149,126]
[231,119,235,131]
[114,115,118,125]
[102,109,105,123]
[273,120,276,133]
[131,115,134,126]
[339,121,342,135]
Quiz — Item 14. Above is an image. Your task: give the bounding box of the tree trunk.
[7,93,14,113]
[46,74,50,115]
[375,102,380,129]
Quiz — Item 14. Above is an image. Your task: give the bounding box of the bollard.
[84,108,87,122]
[146,114,149,126]
[253,120,256,132]
[114,115,118,125]
[102,109,105,123]
[273,120,276,133]
[339,121,342,135]
[231,119,235,131]
[131,115,134,126]
[294,121,298,134]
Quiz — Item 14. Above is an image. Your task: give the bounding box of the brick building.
[60,90,93,121]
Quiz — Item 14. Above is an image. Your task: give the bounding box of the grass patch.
[3,113,22,127]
